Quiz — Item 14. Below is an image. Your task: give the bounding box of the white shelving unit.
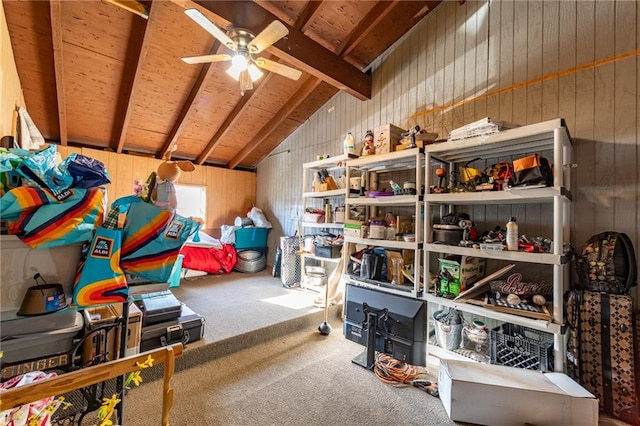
[423,118,573,372]
[300,155,350,290]
[342,148,425,298]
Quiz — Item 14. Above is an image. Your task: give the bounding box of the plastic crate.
[235,227,269,249]
[314,244,342,259]
[490,323,554,371]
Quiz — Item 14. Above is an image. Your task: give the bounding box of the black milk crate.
[490,323,554,371]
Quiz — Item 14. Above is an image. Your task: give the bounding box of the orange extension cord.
[373,353,439,396]
[373,353,429,385]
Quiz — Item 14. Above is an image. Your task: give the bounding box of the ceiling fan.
[182,8,302,94]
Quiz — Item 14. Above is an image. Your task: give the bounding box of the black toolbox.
[139,304,204,352]
[135,291,182,326]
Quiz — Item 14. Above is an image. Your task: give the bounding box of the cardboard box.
[438,359,598,426]
[438,256,485,296]
[396,215,414,235]
[125,303,142,357]
[373,124,404,154]
[82,305,121,365]
[343,220,365,238]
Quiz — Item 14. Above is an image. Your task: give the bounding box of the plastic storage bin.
[0,311,84,364]
[490,323,554,371]
[0,309,78,336]
[235,227,269,249]
[314,244,342,259]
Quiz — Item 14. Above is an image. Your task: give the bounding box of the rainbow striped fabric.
[112,196,201,284]
[73,226,128,307]
[0,186,105,248]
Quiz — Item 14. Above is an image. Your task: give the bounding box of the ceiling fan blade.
[184,8,237,51]
[248,20,289,54]
[255,58,302,80]
[181,54,232,65]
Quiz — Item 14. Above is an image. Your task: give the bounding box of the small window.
[175,184,206,222]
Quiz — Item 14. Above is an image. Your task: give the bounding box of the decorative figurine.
[362,130,375,156]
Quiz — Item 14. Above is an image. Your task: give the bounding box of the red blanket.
[180,243,236,274]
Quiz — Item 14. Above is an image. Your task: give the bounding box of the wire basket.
[280,236,301,287]
[490,323,554,371]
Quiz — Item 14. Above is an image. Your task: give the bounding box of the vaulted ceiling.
[4,0,442,169]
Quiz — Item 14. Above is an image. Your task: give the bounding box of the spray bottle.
[506,217,518,251]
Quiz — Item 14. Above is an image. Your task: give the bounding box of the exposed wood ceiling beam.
[195,73,272,165]
[223,0,385,167]
[49,0,67,145]
[192,0,371,100]
[158,41,221,159]
[114,2,157,153]
[295,1,323,30]
[199,3,323,166]
[338,1,399,57]
[227,77,322,169]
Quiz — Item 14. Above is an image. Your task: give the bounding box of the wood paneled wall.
[257,0,640,301]
[0,1,25,137]
[56,146,256,235]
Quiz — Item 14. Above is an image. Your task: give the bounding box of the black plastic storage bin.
[490,323,553,371]
[314,244,342,259]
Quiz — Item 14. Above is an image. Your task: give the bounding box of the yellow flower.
[99,393,121,422]
[130,370,143,386]
[136,355,154,369]
[97,405,109,421]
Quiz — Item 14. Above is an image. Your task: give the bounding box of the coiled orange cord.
[373,353,429,385]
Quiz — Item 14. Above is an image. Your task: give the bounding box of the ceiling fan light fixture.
[231,54,248,71]
[226,65,242,81]
[226,53,249,80]
[182,13,300,85]
[247,64,263,82]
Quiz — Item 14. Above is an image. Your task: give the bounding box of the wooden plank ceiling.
[4,0,441,169]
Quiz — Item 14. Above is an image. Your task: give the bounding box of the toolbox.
[139,304,204,352]
[135,291,182,327]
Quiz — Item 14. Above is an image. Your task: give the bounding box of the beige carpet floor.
[113,270,625,426]
[124,324,452,426]
[118,270,454,425]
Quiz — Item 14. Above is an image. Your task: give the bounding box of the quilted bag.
[566,289,640,424]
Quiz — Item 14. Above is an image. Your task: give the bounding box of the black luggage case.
[139,304,204,352]
[135,291,182,326]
